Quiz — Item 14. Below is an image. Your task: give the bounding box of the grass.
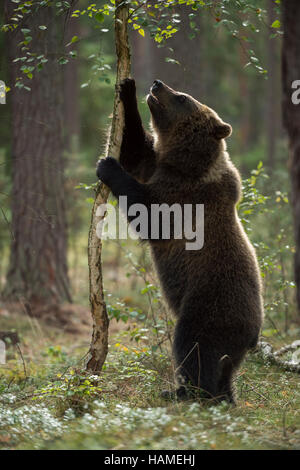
[0,307,299,450]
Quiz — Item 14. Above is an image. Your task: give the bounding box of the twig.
[16,343,27,380]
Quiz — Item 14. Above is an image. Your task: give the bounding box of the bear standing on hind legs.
[97,78,264,404]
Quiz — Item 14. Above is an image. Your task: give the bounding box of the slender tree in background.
[131,5,204,121]
[63,5,80,152]
[238,46,250,160]
[130,30,154,91]
[3,2,71,310]
[266,0,279,172]
[282,1,300,315]
[152,6,204,98]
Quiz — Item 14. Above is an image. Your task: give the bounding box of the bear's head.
[147,80,232,176]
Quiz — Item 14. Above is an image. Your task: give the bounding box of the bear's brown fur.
[97,79,264,403]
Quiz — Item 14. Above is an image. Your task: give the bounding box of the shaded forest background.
[0,0,290,311]
[0,0,299,451]
[0,0,298,334]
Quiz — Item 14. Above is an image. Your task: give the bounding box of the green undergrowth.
[0,163,299,450]
[0,328,299,450]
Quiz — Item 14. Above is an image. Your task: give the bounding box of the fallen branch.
[273,340,300,357]
[257,341,300,373]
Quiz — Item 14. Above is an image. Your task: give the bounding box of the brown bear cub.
[97,78,264,404]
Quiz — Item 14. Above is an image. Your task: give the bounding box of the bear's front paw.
[96,157,120,187]
[120,78,136,103]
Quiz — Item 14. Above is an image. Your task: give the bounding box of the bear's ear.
[213,121,232,140]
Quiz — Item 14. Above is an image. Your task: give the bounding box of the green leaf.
[58,57,69,65]
[95,12,104,23]
[262,328,278,337]
[165,57,180,65]
[85,198,94,204]
[271,20,281,28]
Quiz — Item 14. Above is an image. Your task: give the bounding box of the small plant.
[43,346,67,362]
[239,163,296,334]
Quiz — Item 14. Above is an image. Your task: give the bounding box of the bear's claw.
[120,78,136,103]
[96,156,119,186]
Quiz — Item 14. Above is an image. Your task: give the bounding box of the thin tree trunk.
[131,29,154,93]
[150,5,203,98]
[267,0,277,172]
[63,4,80,152]
[238,46,250,155]
[3,4,71,309]
[86,0,131,372]
[282,1,300,315]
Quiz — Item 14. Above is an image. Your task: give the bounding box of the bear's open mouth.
[149,93,159,103]
[147,91,164,108]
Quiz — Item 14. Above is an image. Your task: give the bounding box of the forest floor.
[0,305,299,451]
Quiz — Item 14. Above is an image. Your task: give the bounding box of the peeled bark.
[282,1,300,314]
[86,0,131,372]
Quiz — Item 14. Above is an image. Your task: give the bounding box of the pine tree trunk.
[86,0,131,372]
[282,1,300,314]
[3,4,71,309]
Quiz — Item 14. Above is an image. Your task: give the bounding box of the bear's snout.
[152,79,163,92]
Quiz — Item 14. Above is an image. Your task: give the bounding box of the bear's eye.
[178,95,186,104]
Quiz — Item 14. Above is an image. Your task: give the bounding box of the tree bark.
[282,1,300,315]
[3,3,71,309]
[266,0,278,172]
[86,0,131,373]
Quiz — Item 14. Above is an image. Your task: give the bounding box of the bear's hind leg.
[216,355,236,404]
[172,321,221,401]
[172,323,234,403]
[161,321,202,400]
